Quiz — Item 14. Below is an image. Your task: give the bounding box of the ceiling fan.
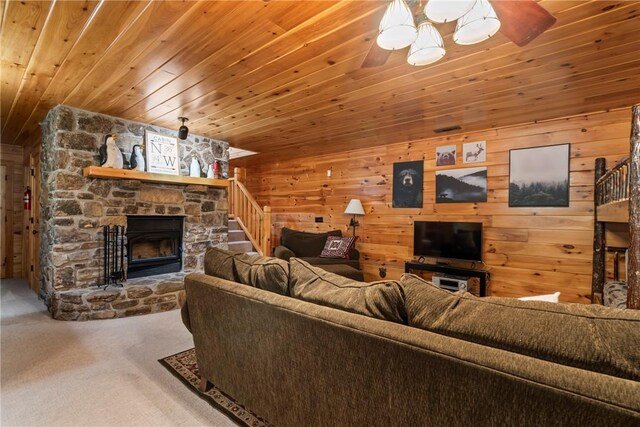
[361,0,557,68]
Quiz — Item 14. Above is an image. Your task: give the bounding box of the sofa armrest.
[181,300,192,333]
[274,245,295,261]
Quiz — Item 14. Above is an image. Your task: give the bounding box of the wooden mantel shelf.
[83,166,229,188]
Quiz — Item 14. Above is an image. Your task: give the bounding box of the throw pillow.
[518,292,560,303]
[289,258,407,324]
[233,253,290,296]
[204,247,237,281]
[319,236,357,259]
[401,273,640,381]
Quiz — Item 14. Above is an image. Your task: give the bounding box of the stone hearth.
[40,105,229,320]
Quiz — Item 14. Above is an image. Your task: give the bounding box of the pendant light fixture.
[178,117,189,140]
[376,0,418,50]
[424,0,475,23]
[453,0,500,45]
[407,21,445,66]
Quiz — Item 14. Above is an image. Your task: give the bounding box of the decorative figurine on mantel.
[129,144,145,171]
[99,133,123,169]
[189,156,201,177]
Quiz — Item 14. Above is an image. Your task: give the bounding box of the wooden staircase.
[227,219,258,255]
[228,168,271,256]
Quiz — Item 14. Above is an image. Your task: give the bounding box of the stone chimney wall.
[39,105,229,320]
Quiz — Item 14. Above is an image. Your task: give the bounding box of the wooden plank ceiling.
[2,0,639,158]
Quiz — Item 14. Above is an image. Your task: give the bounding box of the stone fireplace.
[40,105,229,320]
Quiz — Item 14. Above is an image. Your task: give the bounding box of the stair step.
[228,240,254,253]
[246,251,259,257]
[228,219,241,231]
[228,230,247,242]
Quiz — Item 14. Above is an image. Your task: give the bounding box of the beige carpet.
[0,278,236,427]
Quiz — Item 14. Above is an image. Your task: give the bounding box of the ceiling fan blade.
[361,42,392,68]
[491,0,557,47]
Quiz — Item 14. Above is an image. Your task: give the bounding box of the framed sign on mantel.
[145,131,179,175]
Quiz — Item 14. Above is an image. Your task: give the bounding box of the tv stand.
[405,261,489,297]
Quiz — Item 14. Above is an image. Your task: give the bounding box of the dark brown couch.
[274,227,363,280]
[182,248,640,427]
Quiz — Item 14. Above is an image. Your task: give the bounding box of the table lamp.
[344,199,365,237]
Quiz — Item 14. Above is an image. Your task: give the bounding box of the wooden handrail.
[228,168,271,256]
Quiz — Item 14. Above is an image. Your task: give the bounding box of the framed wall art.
[145,131,179,175]
[392,160,423,208]
[435,167,487,203]
[435,145,456,166]
[463,141,486,163]
[509,143,570,207]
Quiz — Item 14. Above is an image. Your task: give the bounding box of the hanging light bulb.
[376,0,418,50]
[424,0,475,23]
[407,21,445,66]
[453,0,500,45]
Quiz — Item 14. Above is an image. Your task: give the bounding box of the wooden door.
[1,165,7,278]
[27,151,41,294]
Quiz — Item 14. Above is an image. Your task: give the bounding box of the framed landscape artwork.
[392,160,424,208]
[509,144,570,207]
[435,167,487,203]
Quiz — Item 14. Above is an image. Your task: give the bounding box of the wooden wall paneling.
[0,145,24,278]
[235,110,631,303]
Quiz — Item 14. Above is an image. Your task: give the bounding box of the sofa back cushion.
[204,247,237,281]
[204,247,289,296]
[401,274,640,381]
[233,253,290,296]
[289,258,407,324]
[280,227,342,258]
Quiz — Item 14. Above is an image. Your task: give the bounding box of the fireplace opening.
[126,216,183,278]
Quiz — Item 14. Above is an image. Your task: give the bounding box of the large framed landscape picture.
[509,144,570,207]
[435,167,487,203]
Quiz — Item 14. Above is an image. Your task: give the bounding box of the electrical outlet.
[327,169,332,177]
[379,267,387,278]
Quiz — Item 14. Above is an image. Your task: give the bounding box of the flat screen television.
[413,221,482,262]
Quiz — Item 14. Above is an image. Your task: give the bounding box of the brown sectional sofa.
[182,248,640,426]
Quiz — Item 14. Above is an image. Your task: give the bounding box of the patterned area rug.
[159,349,272,427]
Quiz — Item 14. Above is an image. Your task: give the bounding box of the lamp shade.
[453,0,500,45]
[407,22,445,66]
[344,199,365,215]
[424,0,475,23]
[376,0,418,50]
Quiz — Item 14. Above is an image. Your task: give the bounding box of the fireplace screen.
[126,216,183,278]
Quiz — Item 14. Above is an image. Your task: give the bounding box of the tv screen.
[413,221,482,262]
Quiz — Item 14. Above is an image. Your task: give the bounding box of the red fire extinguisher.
[23,187,31,210]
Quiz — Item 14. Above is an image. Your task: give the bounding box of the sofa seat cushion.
[300,256,361,269]
[280,227,342,258]
[233,253,290,296]
[401,273,640,381]
[289,258,406,324]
